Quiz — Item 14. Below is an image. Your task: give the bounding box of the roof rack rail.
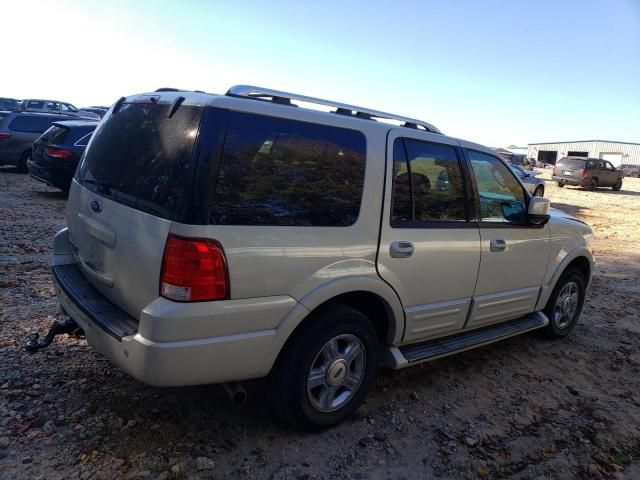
[226,85,441,134]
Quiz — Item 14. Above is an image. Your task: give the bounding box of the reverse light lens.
[160,234,229,302]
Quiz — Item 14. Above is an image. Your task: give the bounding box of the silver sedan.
[511,165,545,196]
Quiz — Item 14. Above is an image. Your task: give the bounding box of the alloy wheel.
[306,334,365,413]
[553,281,580,329]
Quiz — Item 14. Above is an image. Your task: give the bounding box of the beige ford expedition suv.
[50,86,593,429]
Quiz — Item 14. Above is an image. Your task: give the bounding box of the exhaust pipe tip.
[222,382,247,406]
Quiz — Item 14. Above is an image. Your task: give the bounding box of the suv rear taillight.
[582,168,588,178]
[160,234,229,302]
[45,148,72,158]
[0,133,10,140]
[552,165,556,175]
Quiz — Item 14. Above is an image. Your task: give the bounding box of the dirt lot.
[1,168,639,480]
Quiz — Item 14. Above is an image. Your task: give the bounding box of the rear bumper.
[552,175,588,186]
[52,228,294,387]
[28,159,74,191]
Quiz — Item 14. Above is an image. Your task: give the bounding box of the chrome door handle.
[490,239,506,252]
[390,241,414,258]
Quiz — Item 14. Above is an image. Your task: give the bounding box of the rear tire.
[17,151,31,173]
[612,179,622,191]
[589,178,598,191]
[269,305,379,430]
[533,185,544,197]
[543,268,586,338]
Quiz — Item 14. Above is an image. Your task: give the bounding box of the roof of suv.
[52,120,100,128]
[118,85,499,158]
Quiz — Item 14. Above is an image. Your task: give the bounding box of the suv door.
[463,147,550,328]
[603,161,618,186]
[377,131,481,342]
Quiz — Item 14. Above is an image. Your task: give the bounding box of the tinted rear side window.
[27,101,45,109]
[77,102,203,220]
[210,112,366,226]
[8,115,52,133]
[392,138,467,224]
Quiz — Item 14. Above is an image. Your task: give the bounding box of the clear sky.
[4,0,640,147]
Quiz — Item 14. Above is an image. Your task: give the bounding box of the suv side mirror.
[528,196,550,225]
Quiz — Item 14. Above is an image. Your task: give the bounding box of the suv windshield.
[557,158,587,169]
[77,102,203,220]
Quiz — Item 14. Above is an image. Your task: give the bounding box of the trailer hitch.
[24,318,84,353]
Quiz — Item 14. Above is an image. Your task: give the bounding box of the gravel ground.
[1,168,639,480]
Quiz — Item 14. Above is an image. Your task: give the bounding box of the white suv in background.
[48,85,594,429]
[20,99,100,119]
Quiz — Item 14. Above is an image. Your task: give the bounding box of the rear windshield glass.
[210,112,366,226]
[77,102,202,220]
[557,158,587,169]
[39,125,69,144]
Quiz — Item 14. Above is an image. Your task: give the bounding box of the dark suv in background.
[0,98,20,111]
[29,120,98,191]
[553,156,623,191]
[0,112,84,172]
[620,164,640,178]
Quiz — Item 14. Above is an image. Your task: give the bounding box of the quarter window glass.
[211,112,366,226]
[391,138,467,224]
[467,150,526,223]
[46,102,59,111]
[75,132,92,146]
[8,115,51,133]
[27,101,44,109]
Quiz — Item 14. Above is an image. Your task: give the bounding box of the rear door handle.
[390,241,414,258]
[490,239,506,252]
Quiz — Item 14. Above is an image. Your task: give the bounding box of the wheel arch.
[264,277,405,374]
[535,249,593,311]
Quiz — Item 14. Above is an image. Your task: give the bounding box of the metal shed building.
[527,140,640,167]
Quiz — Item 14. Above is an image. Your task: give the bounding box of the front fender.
[535,246,594,310]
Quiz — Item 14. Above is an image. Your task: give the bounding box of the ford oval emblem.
[90,200,102,213]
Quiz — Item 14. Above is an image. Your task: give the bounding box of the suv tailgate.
[68,96,204,320]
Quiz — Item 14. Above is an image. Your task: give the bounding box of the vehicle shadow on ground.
[0,166,24,174]
[35,189,68,200]
[562,185,640,197]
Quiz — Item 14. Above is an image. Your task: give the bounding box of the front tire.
[270,305,379,430]
[612,179,622,191]
[543,268,586,338]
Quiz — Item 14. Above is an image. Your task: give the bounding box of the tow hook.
[24,318,84,353]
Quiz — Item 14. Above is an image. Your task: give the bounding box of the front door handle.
[490,239,507,252]
[390,241,414,258]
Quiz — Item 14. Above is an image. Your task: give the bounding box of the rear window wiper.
[82,178,112,195]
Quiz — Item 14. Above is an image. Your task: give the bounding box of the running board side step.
[385,312,549,369]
